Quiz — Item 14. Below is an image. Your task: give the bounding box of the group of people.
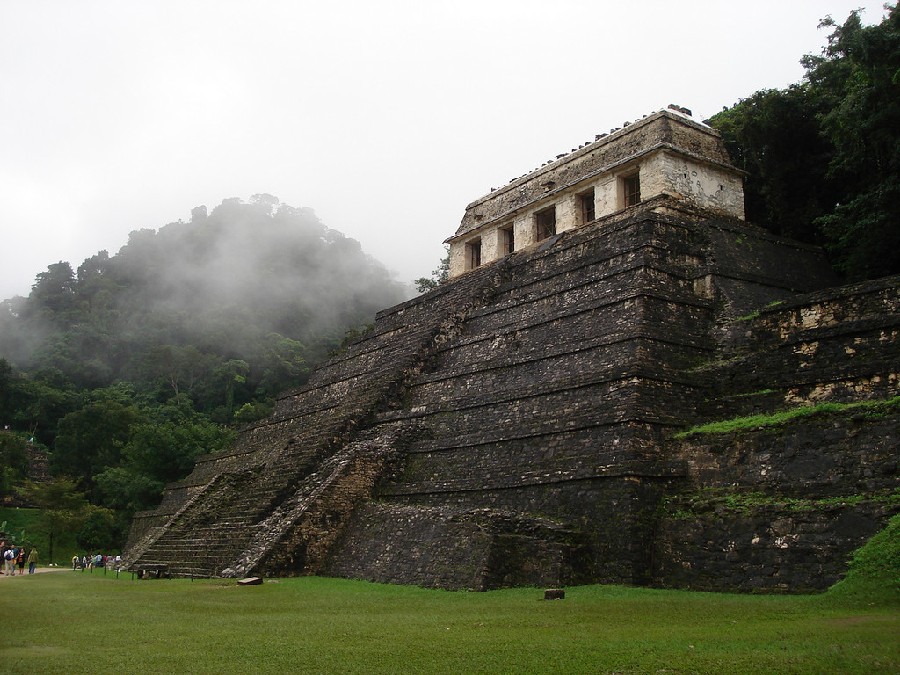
[0,541,38,575]
[72,553,121,571]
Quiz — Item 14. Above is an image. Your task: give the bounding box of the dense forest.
[2,8,898,555]
[708,6,900,281]
[0,195,411,550]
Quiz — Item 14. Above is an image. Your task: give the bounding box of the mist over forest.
[0,195,414,547]
[0,193,412,388]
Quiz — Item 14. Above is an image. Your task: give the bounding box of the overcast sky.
[0,1,889,300]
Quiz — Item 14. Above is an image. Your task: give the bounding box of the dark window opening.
[623,173,641,207]
[500,226,515,255]
[579,189,595,224]
[535,206,556,241]
[466,239,482,269]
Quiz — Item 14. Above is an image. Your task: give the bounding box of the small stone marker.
[134,564,168,579]
[544,588,565,600]
[238,577,263,586]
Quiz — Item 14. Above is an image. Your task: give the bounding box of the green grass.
[2,573,897,674]
[675,395,900,439]
[830,514,900,606]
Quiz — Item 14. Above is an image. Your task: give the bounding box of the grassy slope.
[2,574,896,674]
[827,513,900,606]
[0,507,80,565]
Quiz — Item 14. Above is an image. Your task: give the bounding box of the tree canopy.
[414,246,450,293]
[709,5,900,281]
[0,196,411,547]
[0,195,411,425]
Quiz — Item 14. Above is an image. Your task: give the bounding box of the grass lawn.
[2,573,897,674]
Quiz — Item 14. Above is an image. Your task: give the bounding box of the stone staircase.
[127,204,897,591]
[126,262,509,577]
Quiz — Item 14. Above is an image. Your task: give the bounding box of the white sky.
[0,0,889,300]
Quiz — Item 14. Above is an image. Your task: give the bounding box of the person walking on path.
[27,548,37,574]
[3,547,15,576]
[16,547,26,575]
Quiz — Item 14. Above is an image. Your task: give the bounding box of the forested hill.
[709,6,900,282]
[0,196,412,545]
[1,194,411,432]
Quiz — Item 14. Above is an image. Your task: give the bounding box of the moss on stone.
[662,487,899,519]
[674,396,900,439]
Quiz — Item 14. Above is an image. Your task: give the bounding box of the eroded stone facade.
[447,107,745,278]
[126,109,898,593]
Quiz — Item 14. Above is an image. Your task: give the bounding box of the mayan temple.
[126,106,899,592]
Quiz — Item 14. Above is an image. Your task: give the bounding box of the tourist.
[4,546,16,575]
[16,547,26,575]
[27,548,38,574]
[72,554,78,570]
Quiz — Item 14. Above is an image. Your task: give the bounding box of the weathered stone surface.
[652,501,894,592]
[125,120,898,593]
[448,109,746,278]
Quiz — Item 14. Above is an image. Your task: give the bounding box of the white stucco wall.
[642,151,744,220]
[446,112,746,278]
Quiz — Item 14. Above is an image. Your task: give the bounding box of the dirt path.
[0,566,69,579]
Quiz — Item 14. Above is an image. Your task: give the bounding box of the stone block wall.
[700,275,900,422]
[652,502,894,592]
[322,205,857,589]
[673,412,898,513]
[127,202,898,593]
[641,150,745,221]
[325,503,589,590]
[645,273,900,592]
